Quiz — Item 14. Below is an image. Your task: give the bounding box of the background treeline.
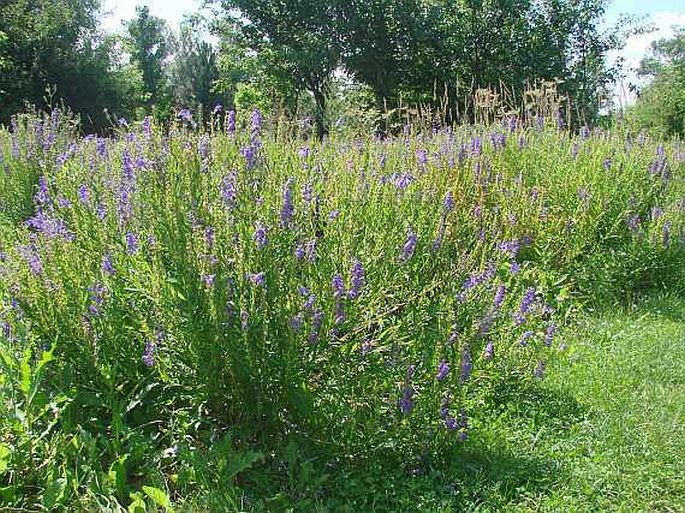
[0,0,683,136]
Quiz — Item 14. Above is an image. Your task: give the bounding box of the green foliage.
[628,28,685,137]
[0,113,683,511]
[126,6,170,109]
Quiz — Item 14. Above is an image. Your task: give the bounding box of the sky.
[101,0,685,103]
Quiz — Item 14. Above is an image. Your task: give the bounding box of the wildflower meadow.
[0,109,684,511]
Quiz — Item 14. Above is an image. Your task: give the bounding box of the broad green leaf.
[142,485,174,512]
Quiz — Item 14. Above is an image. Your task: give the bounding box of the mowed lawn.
[281,295,685,513]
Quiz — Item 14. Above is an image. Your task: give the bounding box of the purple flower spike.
[142,341,157,367]
[348,259,365,299]
[102,253,116,276]
[400,229,418,262]
[399,385,414,415]
[253,222,269,249]
[544,323,557,347]
[246,271,266,287]
[126,232,139,255]
[519,330,534,347]
[483,340,494,360]
[280,178,295,228]
[436,360,450,381]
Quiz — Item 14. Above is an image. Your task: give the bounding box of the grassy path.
[294,295,685,512]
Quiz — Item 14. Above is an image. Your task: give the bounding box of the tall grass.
[0,109,683,510]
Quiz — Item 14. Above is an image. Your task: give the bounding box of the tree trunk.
[312,88,327,141]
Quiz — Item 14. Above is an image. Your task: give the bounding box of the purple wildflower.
[280,178,295,228]
[514,287,536,326]
[88,282,106,316]
[332,273,346,298]
[142,341,156,367]
[294,244,305,261]
[226,110,236,135]
[305,239,317,263]
[102,254,115,276]
[250,109,262,141]
[493,283,506,310]
[219,171,238,207]
[399,385,414,415]
[443,191,455,213]
[126,232,139,255]
[308,309,323,345]
[35,175,50,206]
[202,274,216,288]
[436,360,450,381]
[246,271,266,287]
[400,229,418,262]
[544,323,556,347]
[483,340,494,360]
[534,360,545,379]
[348,259,364,299]
[78,184,90,205]
[253,222,268,249]
[519,330,534,347]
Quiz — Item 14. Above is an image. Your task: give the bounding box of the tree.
[168,17,225,121]
[126,5,169,108]
[217,0,342,139]
[628,28,685,136]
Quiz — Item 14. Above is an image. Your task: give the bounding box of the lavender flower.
[226,110,236,135]
[534,360,545,379]
[126,232,139,255]
[544,323,557,347]
[35,175,50,206]
[519,330,533,347]
[294,244,305,261]
[142,341,156,367]
[348,259,364,299]
[250,109,262,142]
[246,271,266,286]
[436,360,450,381]
[253,222,268,249]
[78,184,90,205]
[25,212,74,241]
[493,283,506,310]
[88,282,106,316]
[400,229,417,262]
[102,254,115,276]
[483,340,494,360]
[280,178,295,228]
[443,191,455,213]
[305,239,317,263]
[332,273,346,298]
[399,385,414,415]
[219,171,238,207]
[513,287,536,326]
[308,309,323,345]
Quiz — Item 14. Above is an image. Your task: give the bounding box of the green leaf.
[0,444,10,475]
[142,485,174,512]
[42,477,67,510]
